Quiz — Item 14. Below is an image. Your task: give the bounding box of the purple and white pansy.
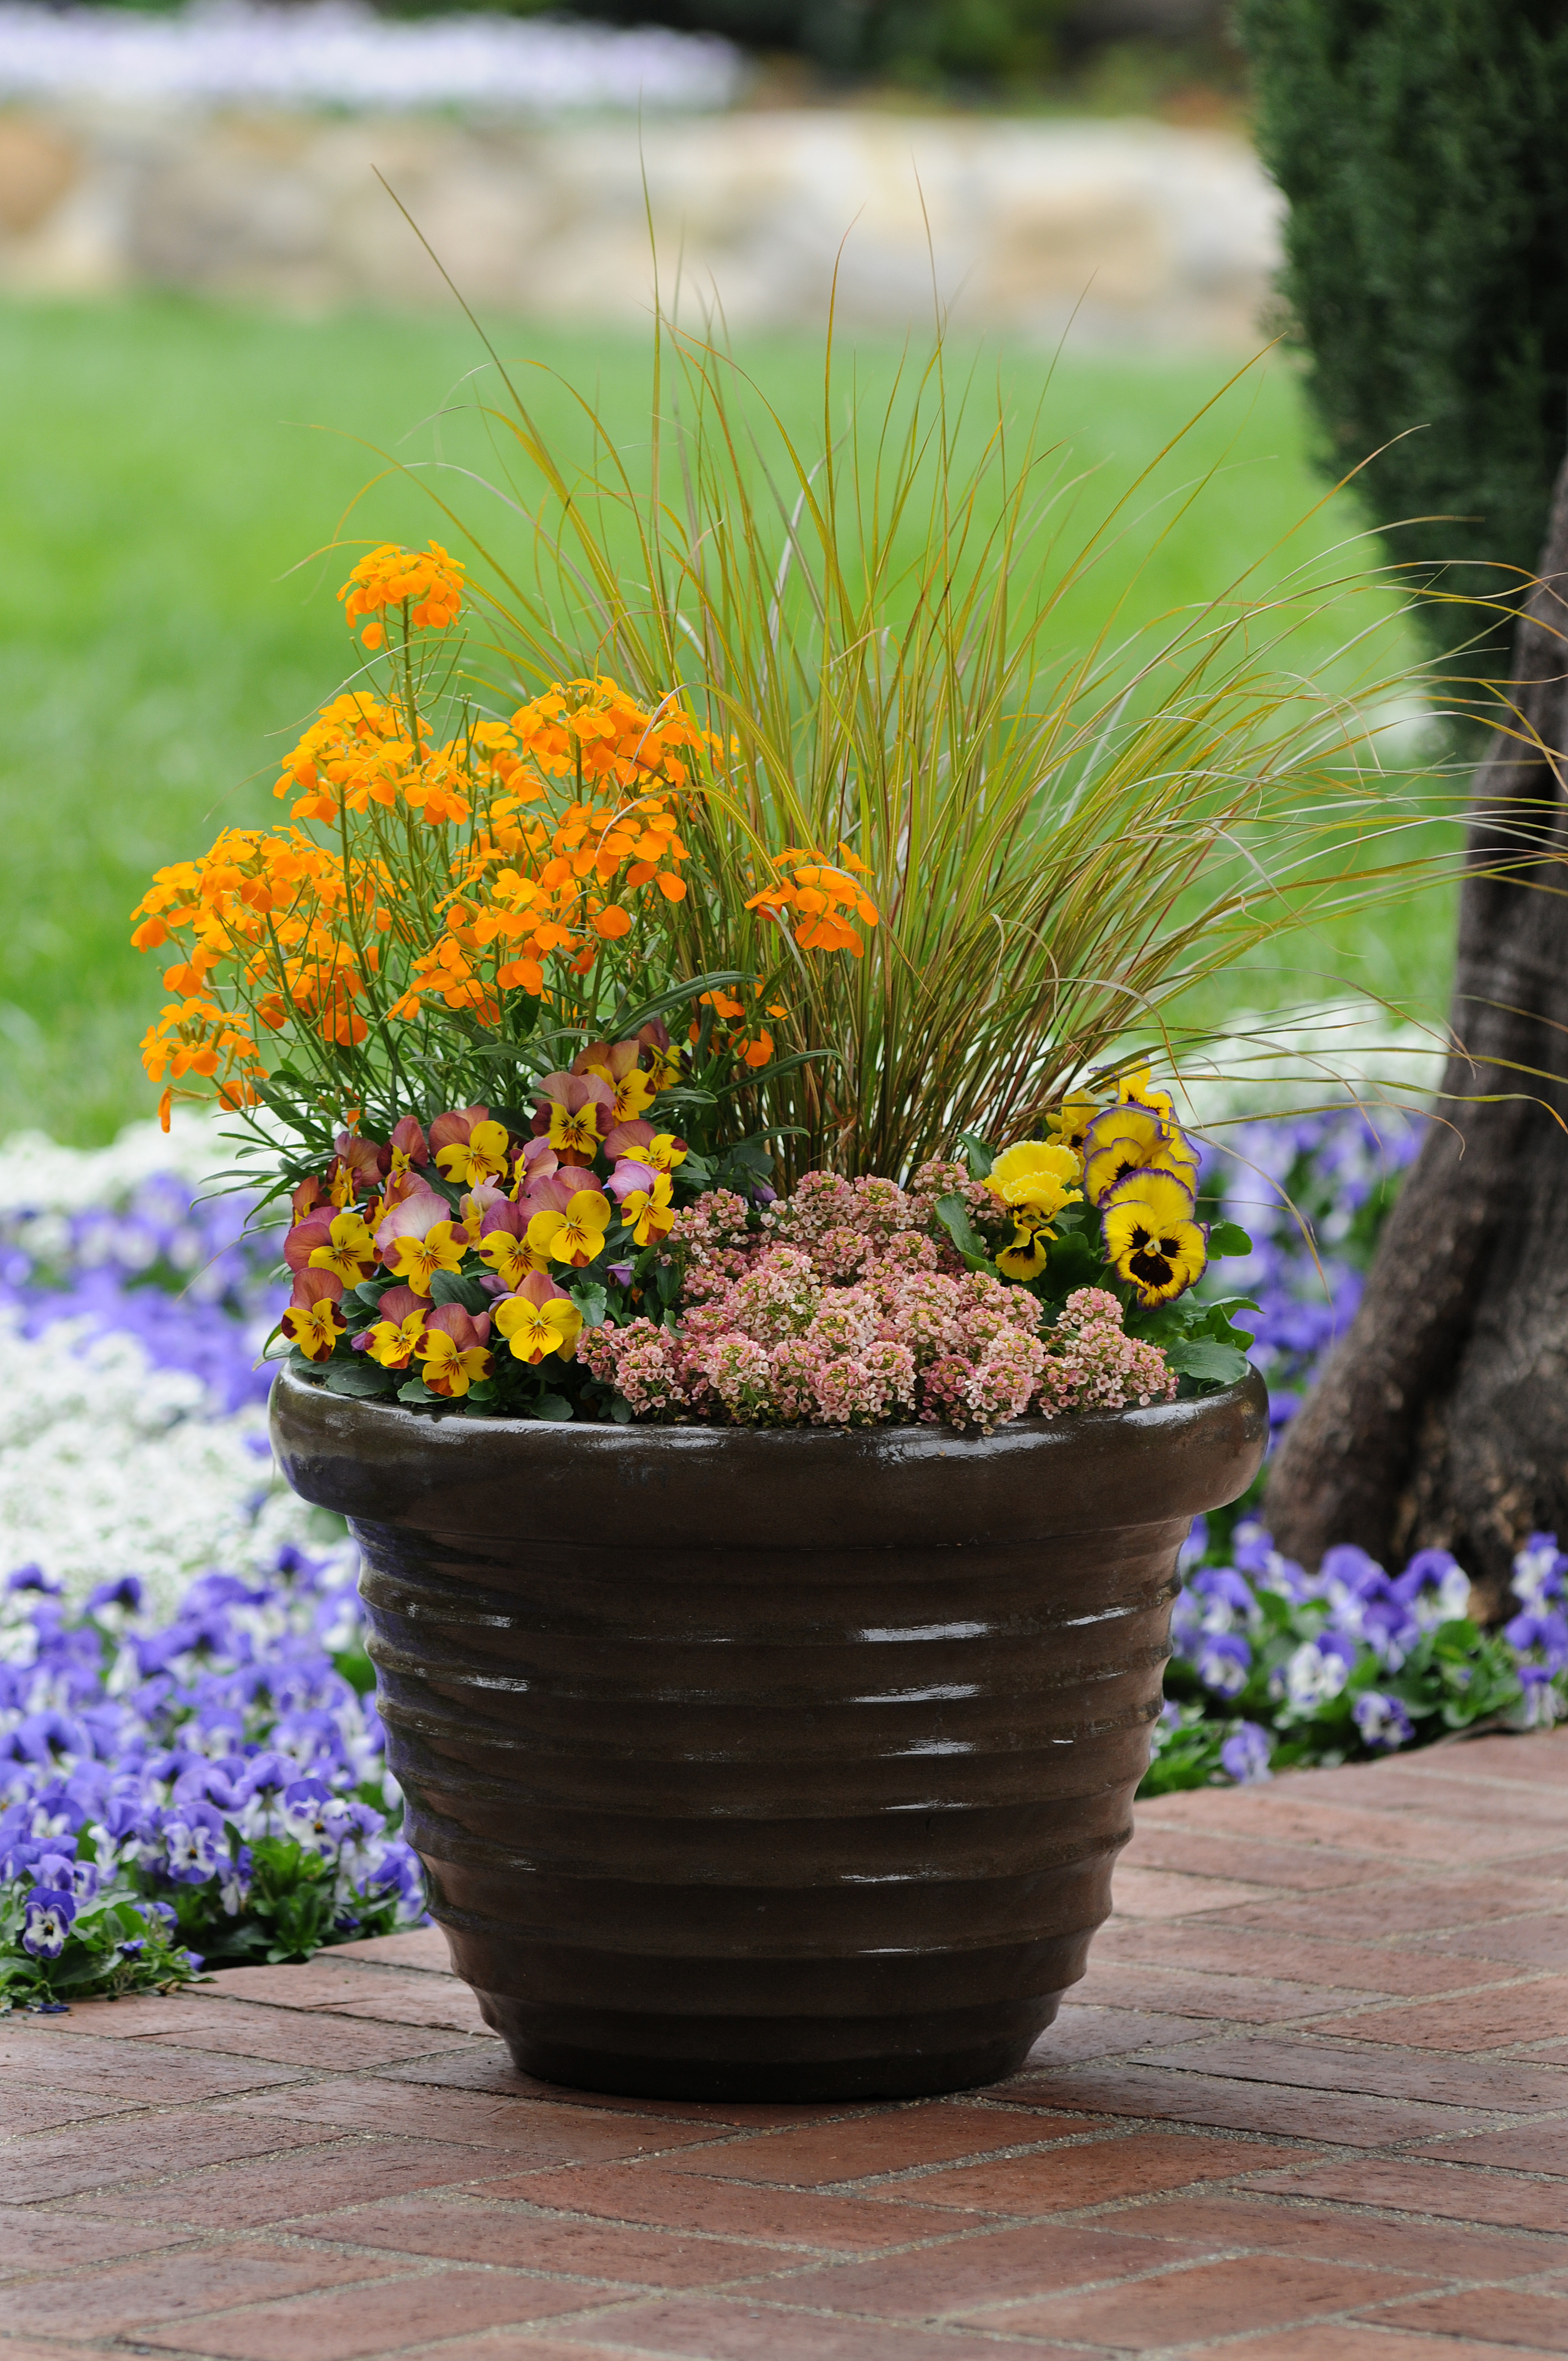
[1,1543,425,2010]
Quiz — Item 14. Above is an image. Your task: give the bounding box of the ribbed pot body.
[271,1369,1267,2101]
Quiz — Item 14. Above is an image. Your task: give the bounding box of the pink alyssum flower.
[580,1179,1176,1432]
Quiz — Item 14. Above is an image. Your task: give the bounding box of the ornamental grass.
[439,307,1484,1179]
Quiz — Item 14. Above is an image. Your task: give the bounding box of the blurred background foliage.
[90,0,1246,111]
[1239,0,1568,663]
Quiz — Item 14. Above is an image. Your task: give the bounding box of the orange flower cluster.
[386,679,714,1022]
[132,826,386,1116]
[131,543,880,1128]
[744,845,878,955]
[138,997,262,1130]
[340,541,465,650]
[274,695,517,834]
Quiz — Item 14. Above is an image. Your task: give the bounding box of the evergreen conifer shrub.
[1237,0,1568,654]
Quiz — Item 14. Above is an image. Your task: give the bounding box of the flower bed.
[0,1119,319,1617]
[1149,1103,1568,1787]
[0,1117,427,2009]
[0,1545,424,2014]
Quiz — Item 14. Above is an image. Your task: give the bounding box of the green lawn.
[0,294,1458,1144]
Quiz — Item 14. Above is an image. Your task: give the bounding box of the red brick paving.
[2,1727,1566,2358]
[1357,2288,1568,2349]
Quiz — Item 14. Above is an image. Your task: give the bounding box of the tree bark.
[1264,447,1568,1614]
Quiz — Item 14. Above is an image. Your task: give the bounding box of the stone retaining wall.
[0,104,1280,341]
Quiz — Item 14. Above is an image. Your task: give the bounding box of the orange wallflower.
[131,539,878,1133]
[339,541,465,649]
[744,844,879,956]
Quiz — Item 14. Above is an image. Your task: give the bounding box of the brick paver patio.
[4,1729,1567,2360]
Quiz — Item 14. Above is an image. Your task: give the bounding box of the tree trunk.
[1264,447,1568,1615]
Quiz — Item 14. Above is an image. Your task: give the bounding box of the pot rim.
[271,1362,1268,1558]
[270,1358,1262,1446]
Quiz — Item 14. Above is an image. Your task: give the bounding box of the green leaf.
[428,1270,491,1314]
[331,1645,377,1695]
[533,1392,573,1421]
[956,1131,995,1180]
[1045,1226,1102,1292]
[710,1047,826,1099]
[397,1376,437,1405]
[607,970,749,1041]
[710,1134,777,1194]
[653,1084,720,1112]
[933,1192,996,1273]
[324,1362,395,1400]
[1164,1336,1251,1385]
[1207,1221,1254,1257]
[570,1281,608,1329]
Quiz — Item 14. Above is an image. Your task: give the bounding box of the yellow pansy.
[526,1188,612,1269]
[1101,1169,1208,1305]
[385,1220,469,1298]
[1045,1095,1099,1158]
[1118,1064,1175,1120]
[997,1216,1054,1282]
[306,1209,378,1286]
[985,1140,1083,1223]
[1081,1104,1199,1208]
[587,1061,658,1124]
[364,1302,427,1369]
[621,1171,676,1247]
[434,1118,511,1188]
[642,1131,688,1173]
[493,1275,585,1364]
[476,1226,547,1290]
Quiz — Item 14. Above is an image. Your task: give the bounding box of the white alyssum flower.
[0,1308,321,1618]
[0,1109,235,1216]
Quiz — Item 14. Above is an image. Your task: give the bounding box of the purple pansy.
[1196,1633,1252,1700]
[1352,1691,1414,1750]
[1393,1549,1472,1630]
[1231,1519,1314,1602]
[1219,1723,1273,1783]
[1277,1630,1357,1711]
[1,1518,427,2003]
[1512,1533,1568,1611]
[21,1887,75,1958]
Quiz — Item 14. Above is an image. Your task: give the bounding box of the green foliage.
[1139,1702,1229,1795]
[1142,1606,1534,1798]
[372,0,1074,86]
[1237,0,1568,656]
[2,1811,412,2011]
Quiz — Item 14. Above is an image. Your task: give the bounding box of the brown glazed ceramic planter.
[271,1366,1267,2101]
